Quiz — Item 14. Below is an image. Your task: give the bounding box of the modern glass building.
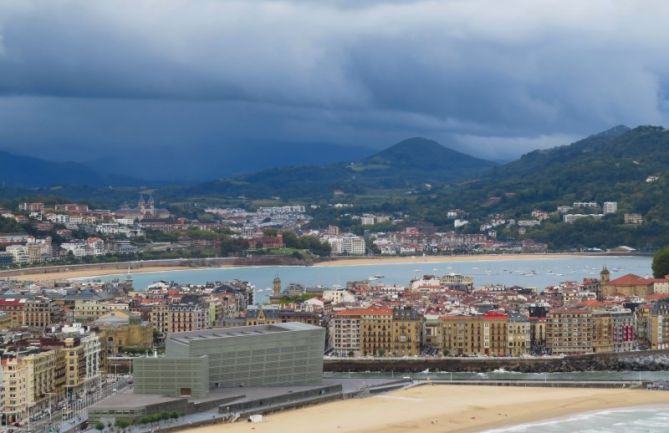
[133,322,325,398]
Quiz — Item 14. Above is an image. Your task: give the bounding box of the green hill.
[427,125,669,249]
[186,137,495,200]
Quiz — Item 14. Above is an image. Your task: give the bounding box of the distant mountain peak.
[188,136,495,200]
[365,137,495,170]
[594,125,631,138]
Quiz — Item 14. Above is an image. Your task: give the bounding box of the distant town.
[0,196,648,272]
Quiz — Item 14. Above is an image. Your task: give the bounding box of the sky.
[1,0,669,169]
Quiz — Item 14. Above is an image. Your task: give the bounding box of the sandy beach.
[0,253,587,282]
[179,385,669,433]
[6,265,198,282]
[314,253,582,267]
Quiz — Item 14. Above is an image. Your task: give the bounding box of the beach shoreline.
[0,252,632,282]
[313,253,584,267]
[175,385,669,433]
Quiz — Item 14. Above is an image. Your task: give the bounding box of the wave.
[483,407,669,433]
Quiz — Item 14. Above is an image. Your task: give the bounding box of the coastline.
[177,385,669,433]
[8,265,200,282]
[313,253,583,267]
[0,252,629,282]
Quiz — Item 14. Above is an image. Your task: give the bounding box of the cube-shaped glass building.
[133,322,325,398]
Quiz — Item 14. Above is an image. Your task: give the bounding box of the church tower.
[273,277,282,297]
[138,194,146,213]
[147,195,155,216]
[600,266,610,283]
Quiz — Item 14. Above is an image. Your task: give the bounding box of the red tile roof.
[608,273,654,286]
[483,311,508,320]
[334,307,393,317]
[0,298,26,306]
[644,293,669,301]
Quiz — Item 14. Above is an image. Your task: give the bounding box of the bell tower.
[138,194,146,213]
[600,266,610,284]
[273,277,281,297]
[147,195,155,216]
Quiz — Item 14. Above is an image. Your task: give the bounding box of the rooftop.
[168,322,320,344]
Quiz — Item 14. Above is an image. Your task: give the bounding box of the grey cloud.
[0,0,668,165]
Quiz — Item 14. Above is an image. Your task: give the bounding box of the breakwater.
[324,350,669,373]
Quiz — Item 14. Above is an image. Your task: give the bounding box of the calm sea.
[103,255,652,303]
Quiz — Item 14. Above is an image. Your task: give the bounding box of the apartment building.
[507,313,531,357]
[73,300,123,323]
[442,312,509,357]
[24,298,62,328]
[529,317,547,353]
[592,309,636,353]
[0,347,66,424]
[328,234,366,256]
[148,303,170,335]
[442,316,480,356]
[648,299,669,350]
[592,310,614,353]
[0,299,26,328]
[423,315,443,353]
[149,303,209,335]
[546,308,593,355]
[390,307,421,356]
[1,356,29,424]
[329,309,363,357]
[360,307,393,357]
[63,335,101,393]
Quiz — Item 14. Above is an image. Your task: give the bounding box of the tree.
[115,419,130,429]
[95,421,105,431]
[652,247,669,278]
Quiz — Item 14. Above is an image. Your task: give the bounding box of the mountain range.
[3,125,669,249]
[0,150,138,188]
[185,137,496,199]
[85,141,375,183]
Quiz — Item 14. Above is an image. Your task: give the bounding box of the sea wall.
[324,350,669,373]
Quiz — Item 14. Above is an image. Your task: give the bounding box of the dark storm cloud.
[0,0,668,163]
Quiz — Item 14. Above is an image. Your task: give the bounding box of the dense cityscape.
[4,1,669,432]
[1,254,669,430]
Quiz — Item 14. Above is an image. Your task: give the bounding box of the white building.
[563,214,603,224]
[328,234,365,255]
[323,289,356,304]
[327,237,343,255]
[603,201,618,214]
[341,235,365,255]
[454,219,469,228]
[329,310,362,357]
[360,214,376,226]
[5,239,51,264]
[5,245,31,264]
